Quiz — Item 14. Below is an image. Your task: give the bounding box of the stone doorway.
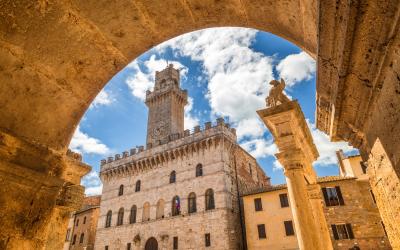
[144,237,158,250]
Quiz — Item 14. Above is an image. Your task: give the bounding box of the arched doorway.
[145,237,158,250]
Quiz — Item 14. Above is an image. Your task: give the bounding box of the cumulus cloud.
[90,89,114,108]
[306,120,355,166]
[184,97,200,130]
[276,52,316,86]
[158,28,276,143]
[240,138,277,159]
[81,171,103,196]
[125,55,188,101]
[69,126,110,155]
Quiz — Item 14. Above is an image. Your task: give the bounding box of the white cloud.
[276,52,316,86]
[81,171,103,196]
[125,55,188,101]
[90,89,114,108]
[307,120,356,166]
[69,126,110,155]
[184,97,200,130]
[240,138,277,159]
[157,27,276,144]
[236,118,265,140]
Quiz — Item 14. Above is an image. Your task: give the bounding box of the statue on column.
[266,78,290,107]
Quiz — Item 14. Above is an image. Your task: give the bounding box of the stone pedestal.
[258,100,332,250]
[0,131,90,250]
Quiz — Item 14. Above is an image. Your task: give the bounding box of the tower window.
[127,243,131,250]
[188,192,197,214]
[79,233,84,244]
[254,198,263,211]
[83,216,86,224]
[75,219,79,227]
[135,180,141,192]
[117,207,124,226]
[257,224,266,239]
[196,164,203,177]
[172,196,181,216]
[119,184,124,196]
[105,210,112,228]
[72,234,77,245]
[205,233,211,247]
[173,236,178,249]
[279,193,289,207]
[130,205,137,224]
[170,171,176,183]
[322,187,345,206]
[205,189,215,210]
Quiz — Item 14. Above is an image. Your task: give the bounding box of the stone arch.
[145,237,158,250]
[156,199,165,219]
[142,202,150,221]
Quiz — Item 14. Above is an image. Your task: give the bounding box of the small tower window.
[196,164,203,177]
[105,210,112,228]
[135,180,141,192]
[79,233,84,244]
[130,205,137,224]
[188,192,197,214]
[205,189,215,210]
[117,207,124,226]
[172,196,181,216]
[119,184,124,196]
[170,171,176,183]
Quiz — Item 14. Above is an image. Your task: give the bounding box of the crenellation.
[115,154,121,160]
[130,148,136,156]
[122,151,129,158]
[194,125,201,133]
[205,121,212,129]
[107,157,113,163]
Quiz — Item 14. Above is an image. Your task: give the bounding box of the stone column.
[258,100,333,250]
[276,150,321,250]
[0,131,90,250]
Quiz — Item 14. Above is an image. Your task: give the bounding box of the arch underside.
[0,0,317,151]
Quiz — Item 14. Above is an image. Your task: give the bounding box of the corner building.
[95,65,270,250]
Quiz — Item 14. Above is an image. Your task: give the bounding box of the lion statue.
[266,78,290,107]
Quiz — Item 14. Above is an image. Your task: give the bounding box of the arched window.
[205,189,215,210]
[117,207,124,226]
[75,218,79,227]
[72,234,77,245]
[105,210,112,228]
[135,180,141,192]
[188,192,197,214]
[130,205,137,224]
[196,164,203,177]
[142,202,150,221]
[156,199,165,219]
[172,196,181,216]
[79,233,84,244]
[169,171,176,183]
[119,184,124,196]
[83,216,86,224]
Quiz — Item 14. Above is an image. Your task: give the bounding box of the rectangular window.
[173,236,178,249]
[284,221,295,236]
[205,233,211,247]
[279,193,289,207]
[254,198,263,211]
[127,243,131,250]
[105,246,109,250]
[322,187,345,206]
[331,224,354,240]
[257,224,266,239]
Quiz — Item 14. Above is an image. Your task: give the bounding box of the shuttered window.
[254,198,263,211]
[322,186,344,206]
[284,221,295,236]
[331,224,354,240]
[257,224,267,239]
[279,193,289,207]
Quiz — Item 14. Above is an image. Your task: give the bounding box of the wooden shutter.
[346,224,354,239]
[331,225,339,240]
[321,187,329,206]
[335,186,345,205]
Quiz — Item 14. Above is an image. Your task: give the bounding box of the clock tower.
[145,64,188,145]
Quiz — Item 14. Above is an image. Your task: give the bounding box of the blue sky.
[70,28,355,195]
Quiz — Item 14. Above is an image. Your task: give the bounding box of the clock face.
[152,121,167,139]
